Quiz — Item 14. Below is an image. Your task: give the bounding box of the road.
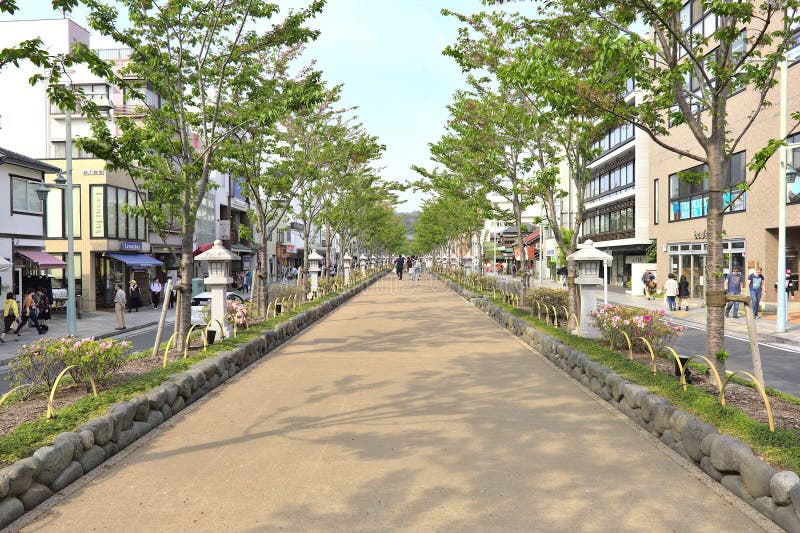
[671,325,800,395]
[2,314,798,398]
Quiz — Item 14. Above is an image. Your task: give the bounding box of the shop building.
[0,147,64,303]
[649,58,800,303]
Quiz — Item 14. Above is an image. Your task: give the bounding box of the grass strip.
[445,275,800,473]
[0,283,362,466]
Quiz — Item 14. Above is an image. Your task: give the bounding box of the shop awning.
[231,243,251,254]
[108,253,163,267]
[193,243,213,257]
[16,250,67,268]
[0,256,11,272]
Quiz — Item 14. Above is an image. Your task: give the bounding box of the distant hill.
[398,212,418,239]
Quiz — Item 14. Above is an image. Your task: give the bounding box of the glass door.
[692,255,705,299]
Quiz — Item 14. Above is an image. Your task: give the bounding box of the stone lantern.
[194,239,240,338]
[343,253,352,284]
[359,254,367,273]
[450,254,458,269]
[566,239,612,338]
[370,254,377,269]
[308,249,323,298]
[462,254,473,273]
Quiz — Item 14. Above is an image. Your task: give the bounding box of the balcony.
[114,104,148,117]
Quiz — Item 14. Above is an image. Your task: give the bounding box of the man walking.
[114,283,127,330]
[151,278,162,309]
[724,267,743,318]
[748,267,765,318]
[395,254,405,280]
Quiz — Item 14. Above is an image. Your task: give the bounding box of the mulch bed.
[623,345,800,431]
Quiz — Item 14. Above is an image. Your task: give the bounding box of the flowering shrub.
[226,300,250,327]
[57,337,132,389]
[524,288,567,316]
[8,338,64,396]
[8,337,131,395]
[589,304,685,356]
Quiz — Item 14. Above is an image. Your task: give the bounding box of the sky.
[1,0,534,212]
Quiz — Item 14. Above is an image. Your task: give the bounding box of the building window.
[50,142,93,159]
[668,151,746,222]
[592,123,635,157]
[582,206,635,236]
[10,175,43,214]
[45,185,81,238]
[787,133,800,204]
[91,185,146,240]
[585,160,635,201]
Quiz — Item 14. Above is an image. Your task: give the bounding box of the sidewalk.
[0,305,174,364]
[18,274,772,531]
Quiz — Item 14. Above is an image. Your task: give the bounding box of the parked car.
[190,291,249,326]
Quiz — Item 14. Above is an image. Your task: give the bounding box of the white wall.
[0,19,91,158]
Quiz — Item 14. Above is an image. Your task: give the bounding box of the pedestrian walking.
[788,269,796,300]
[114,283,127,329]
[664,273,679,311]
[128,280,143,312]
[36,287,50,332]
[748,267,765,318]
[395,254,405,280]
[0,292,21,343]
[642,269,656,300]
[677,275,690,311]
[150,278,162,309]
[20,288,44,334]
[724,267,743,318]
[167,276,177,309]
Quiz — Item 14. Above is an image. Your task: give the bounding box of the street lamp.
[38,172,77,336]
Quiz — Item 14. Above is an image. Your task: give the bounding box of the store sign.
[286,243,296,253]
[121,241,142,251]
[92,187,104,237]
[217,220,231,240]
[693,230,709,240]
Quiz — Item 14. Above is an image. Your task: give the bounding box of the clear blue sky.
[2,1,531,211]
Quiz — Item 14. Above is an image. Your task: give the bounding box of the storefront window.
[45,186,81,238]
[669,152,746,221]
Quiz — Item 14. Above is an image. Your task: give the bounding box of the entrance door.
[94,255,113,309]
[692,255,705,299]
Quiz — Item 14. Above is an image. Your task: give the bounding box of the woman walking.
[128,280,143,312]
[677,275,690,311]
[664,273,679,311]
[36,287,51,332]
[0,292,21,342]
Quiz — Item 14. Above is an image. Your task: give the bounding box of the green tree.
[83,1,324,349]
[472,0,800,372]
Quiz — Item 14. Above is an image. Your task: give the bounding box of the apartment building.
[580,83,653,287]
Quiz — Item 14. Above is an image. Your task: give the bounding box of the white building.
[581,85,652,287]
[0,147,62,301]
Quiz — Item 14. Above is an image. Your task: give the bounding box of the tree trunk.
[705,147,727,375]
[513,192,526,272]
[258,217,269,318]
[324,224,331,279]
[566,257,580,320]
[177,229,194,352]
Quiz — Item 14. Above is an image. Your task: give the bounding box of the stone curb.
[0,272,387,529]
[440,275,800,533]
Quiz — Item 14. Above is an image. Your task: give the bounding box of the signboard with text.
[217,220,231,240]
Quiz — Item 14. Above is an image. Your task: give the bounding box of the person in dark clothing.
[36,287,50,332]
[677,275,690,311]
[395,254,405,280]
[128,280,143,312]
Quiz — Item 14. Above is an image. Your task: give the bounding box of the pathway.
[19,274,773,531]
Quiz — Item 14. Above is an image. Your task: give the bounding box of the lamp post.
[37,172,76,335]
[777,56,789,333]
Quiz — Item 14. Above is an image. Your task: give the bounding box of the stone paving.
[19,274,775,532]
